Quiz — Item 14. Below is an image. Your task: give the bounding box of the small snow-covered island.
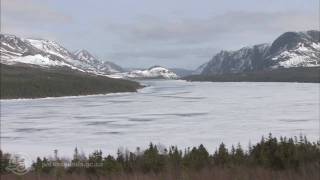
[112,66,179,79]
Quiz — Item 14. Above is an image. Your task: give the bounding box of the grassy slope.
[183,67,320,83]
[0,64,142,99]
[2,166,319,180]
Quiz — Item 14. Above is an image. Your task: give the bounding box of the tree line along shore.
[0,64,142,99]
[1,134,319,180]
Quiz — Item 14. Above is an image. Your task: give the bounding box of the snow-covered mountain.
[0,34,123,74]
[200,30,320,75]
[113,66,178,79]
[0,34,78,69]
[0,34,176,79]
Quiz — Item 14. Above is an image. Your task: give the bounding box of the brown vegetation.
[1,165,319,180]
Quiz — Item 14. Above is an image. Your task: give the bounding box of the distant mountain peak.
[74,49,97,62]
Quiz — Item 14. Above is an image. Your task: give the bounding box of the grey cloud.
[105,47,218,69]
[2,0,73,24]
[109,47,218,60]
[2,0,317,69]
[1,0,74,44]
[103,10,317,69]
[106,11,317,45]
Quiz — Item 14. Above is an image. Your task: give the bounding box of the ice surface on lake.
[1,80,319,159]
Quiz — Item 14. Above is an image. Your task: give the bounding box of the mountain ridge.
[200,30,320,75]
[0,34,123,75]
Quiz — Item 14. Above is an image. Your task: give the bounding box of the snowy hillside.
[271,43,320,68]
[1,34,46,61]
[25,38,74,60]
[268,31,320,68]
[0,34,123,75]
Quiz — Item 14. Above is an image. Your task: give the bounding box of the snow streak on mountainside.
[1,34,47,61]
[25,38,74,60]
[200,30,320,75]
[0,34,79,70]
[271,43,320,68]
[0,34,123,74]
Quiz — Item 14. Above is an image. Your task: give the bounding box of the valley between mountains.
[1,30,319,99]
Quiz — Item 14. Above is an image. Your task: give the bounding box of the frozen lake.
[1,80,319,159]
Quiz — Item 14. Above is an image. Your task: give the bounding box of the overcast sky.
[2,0,318,69]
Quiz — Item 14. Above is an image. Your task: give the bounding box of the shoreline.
[0,87,146,101]
[2,79,319,100]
